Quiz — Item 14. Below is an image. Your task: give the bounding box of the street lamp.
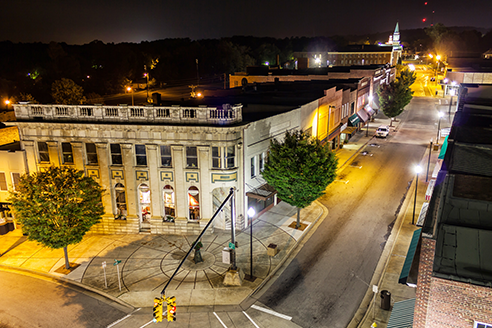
[127,86,134,106]
[426,139,433,182]
[5,99,10,110]
[412,165,423,225]
[366,95,374,137]
[448,85,456,116]
[436,111,444,145]
[245,207,256,282]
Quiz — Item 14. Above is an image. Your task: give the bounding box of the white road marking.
[107,314,132,328]
[243,311,260,328]
[138,320,154,328]
[335,179,349,184]
[213,312,228,328]
[251,304,292,321]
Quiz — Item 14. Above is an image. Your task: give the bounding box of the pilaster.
[121,143,137,217]
[95,143,112,215]
[146,144,161,219]
[46,141,60,166]
[71,142,84,171]
[22,140,38,173]
[172,145,186,220]
[198,145,211,219]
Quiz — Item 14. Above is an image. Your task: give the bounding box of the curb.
[0,264,135,311]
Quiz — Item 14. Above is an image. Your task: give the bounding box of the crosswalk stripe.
[243,311,260,328]
[213,312,228,328]
[251,304,292,321]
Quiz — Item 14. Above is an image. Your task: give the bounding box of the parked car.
[376,125,389,138]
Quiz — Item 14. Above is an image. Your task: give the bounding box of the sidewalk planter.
[267,243,279,257]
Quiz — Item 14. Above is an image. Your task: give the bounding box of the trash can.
[380,290,391,310]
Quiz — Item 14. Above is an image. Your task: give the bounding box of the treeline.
[0,26,491,104]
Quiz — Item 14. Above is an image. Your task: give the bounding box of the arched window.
[139,184,151,222]
[163,185,175,221]
[188,186,200,221]
[115,183,127,219]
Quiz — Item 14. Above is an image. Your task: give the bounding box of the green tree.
[377,80,414,126]
[51,78,86,105]
[9,166,104,269]
[396,65,417,89]
[262,130,338,228]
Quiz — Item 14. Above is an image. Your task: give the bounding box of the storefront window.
[139,184,151,222]
[188,186,200,221]
[163,185,175,221]
[115,183,127,219]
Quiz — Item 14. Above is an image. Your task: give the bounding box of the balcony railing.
[14,103,243,125]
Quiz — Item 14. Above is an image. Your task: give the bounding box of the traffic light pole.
[160,188,235,296]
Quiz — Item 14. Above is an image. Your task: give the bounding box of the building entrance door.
[138,184,151,232]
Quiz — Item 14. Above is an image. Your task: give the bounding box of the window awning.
[387,298,416,328]
[357,109,369,123]
[342,127,358,134]
[399,228,422,285]
[349,113,360,126]
[246,184,277,201]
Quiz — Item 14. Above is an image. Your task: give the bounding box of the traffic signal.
[166,296,177,322]
[153,297,163,322]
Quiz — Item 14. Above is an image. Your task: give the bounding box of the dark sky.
[2,0,491,44]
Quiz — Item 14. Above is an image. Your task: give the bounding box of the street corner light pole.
[412,165,423,225]
[436,111,444,145]
[245,207,256,282]
[127,87,134,106]
[426,139,433,182]
[5,99,10,110]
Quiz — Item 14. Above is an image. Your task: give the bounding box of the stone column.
[198,145,211,222]
[146,144,161,218]
[121,143,137,218]
[172,145,186,219]
[95,143,112,215]
[71,142,84,171]
[22,140,38,173]
[46,141,60,166]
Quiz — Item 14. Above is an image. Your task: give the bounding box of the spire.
[394,22,399,34]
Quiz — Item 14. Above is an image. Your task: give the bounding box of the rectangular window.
[135,144,147,166]
[225,146,235,168]
[86,143,98,164]
[110,144,122,165]
[474,322,492,328]
[11,173,21,191]
[0,172,7,191]
[62,142,74,164]
[212,146,221,168]
[38,142,50,162]
[251,156,256,179]
[186,146,198,168]
[160,145,172,167]
[259,152,265,172]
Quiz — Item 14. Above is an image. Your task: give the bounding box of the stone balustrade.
[13,103,243,125]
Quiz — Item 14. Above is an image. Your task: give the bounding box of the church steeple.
[393,22,400,43]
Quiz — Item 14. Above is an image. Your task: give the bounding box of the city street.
[256,95,441,328]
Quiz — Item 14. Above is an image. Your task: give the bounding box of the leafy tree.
[396,65,417,89]
[18,93,39,104]
[262,130,338,228]
[51,78,86,104]
[377,80,414,126]
[9,166,104,269]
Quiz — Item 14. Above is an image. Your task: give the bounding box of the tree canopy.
[262,130,338,227]
[51,78,86,104]
[9,166,104,269]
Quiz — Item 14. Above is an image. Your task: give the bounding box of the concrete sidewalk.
[0,113,388,313]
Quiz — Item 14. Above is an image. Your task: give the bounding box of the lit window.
[86,143,98,164]
[188,186,200,220]
[62,142,73,164]
[160,145,172,167]
[251,156,256,179]
[11,173,21,191]
[163,185,175,221]
[259,152,266,172]
[212,146,221,168]
[110,144,122,165]
[38,142,50,162]
[0,173,7,191]
[114,183,127,219]
[135,145,147,166]
[186,146,198,168]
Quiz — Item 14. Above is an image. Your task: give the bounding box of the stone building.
[8,81,357,235]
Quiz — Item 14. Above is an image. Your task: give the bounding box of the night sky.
[2,0,491,44]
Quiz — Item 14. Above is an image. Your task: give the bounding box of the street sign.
[372,285,378,293]
[113,259,122,266]
[228,242,235,250]
[102,261,106,269]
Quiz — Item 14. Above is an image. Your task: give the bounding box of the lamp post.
[5,99,10,110]
[426,139,433,182]
[436,111,444,145]
[412,165,423,225]
[144,73,149,100]
[245,207,256,282]
[366,95,373,137]
[448,87,455,116]
[127,87,134,106]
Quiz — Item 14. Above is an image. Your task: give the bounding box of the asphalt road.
[0,270,131,328]
[258,96,438,328]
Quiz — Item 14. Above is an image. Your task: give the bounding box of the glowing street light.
[412,165,423,225]
[127,86,134,106]
[5,99,10,110]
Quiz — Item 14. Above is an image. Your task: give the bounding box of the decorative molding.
[211,172,237,183]
[111,170,124,179]
[186,172,199,182]
[160,171,174,181]
[87,169,99,179]
[136,170,149,180]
